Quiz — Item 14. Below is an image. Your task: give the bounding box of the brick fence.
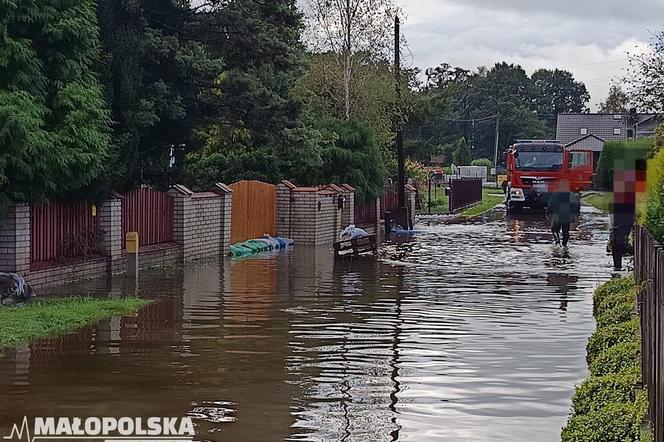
[0,184,232,289]
[276,181,355,246]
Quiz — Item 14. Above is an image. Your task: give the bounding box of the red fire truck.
[505,140,594,212]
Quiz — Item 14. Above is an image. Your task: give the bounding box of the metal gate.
[230,180,277,244]
[449,178,483,213]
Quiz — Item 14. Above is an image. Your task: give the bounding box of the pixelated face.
[612,148,648,208]
[558,179,570,192]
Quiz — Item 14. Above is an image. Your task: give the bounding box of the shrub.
[594,276,635,308]
[596,300,637,328]
[596,141,620,191]
[594,278,636,318]
[571,372,638,415]
[471,158,493,175]
[595,139,652,191]
[452,138,472,165]
[587,318,640,364]
[635,390,651,441]
[562,403,640,442]
[645,146,664,243]
[590,341,641,377]
[564,276,650,441]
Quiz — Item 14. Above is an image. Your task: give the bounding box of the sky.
[399,0,662,110]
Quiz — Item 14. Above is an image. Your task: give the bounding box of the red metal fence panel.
[122,187,174,248]
[30,200,100,266]
[449,178,483,213]
[380,185,399,216]
[636,225,664,442]
[354,200,377,226]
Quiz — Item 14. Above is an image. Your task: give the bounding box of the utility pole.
[394,15,410,229]
[493,114,500,177]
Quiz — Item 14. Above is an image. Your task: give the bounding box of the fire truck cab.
[505,140,594,212]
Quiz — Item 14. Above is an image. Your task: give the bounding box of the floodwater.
[0,207,616,442]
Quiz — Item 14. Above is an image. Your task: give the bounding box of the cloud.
[442,0,664,24]
[399,0,658,109]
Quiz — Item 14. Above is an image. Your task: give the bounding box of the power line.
[565,59,627,69]
[434,114,498,123]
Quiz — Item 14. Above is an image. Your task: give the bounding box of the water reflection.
[0,208,612,441]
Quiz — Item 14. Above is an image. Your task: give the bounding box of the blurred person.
[547,179,580,248]
[610,153,647,271]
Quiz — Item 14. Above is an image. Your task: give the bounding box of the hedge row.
[561,276,652,442]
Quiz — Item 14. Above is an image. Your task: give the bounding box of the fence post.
[0,204,31,274]
[212,183,233,255]
[125,232,139,278]
[374,197,382,241]
[99,193,123,271]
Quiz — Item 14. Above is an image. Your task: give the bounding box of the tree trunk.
[343,0,352,120]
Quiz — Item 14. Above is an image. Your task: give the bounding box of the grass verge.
[582,192,611,213]
[461,188,505,218]
[421,188,449,214]
[561,276,652,442]
[0,297,150,349]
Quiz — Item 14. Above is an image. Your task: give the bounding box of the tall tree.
[453,138,472,166]
[303,0,400,120]
[187,0,322,185]
[0,0,111,206]
[530,68,589,120]
[296,53,418,172]
[315,119,388,201]
[599,85,630,114]
[624,29,664,112]
[405,62,561,163]
[96,0,223,191]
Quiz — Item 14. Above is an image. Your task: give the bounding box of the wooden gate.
[230,180,277,244]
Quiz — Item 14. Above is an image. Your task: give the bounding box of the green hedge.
[562,276,650,441]
[571,372,638,415]
[586,318,640,364]
[595,139,652,191]
[590,341,641,377]
[645,146,664,243]
[593,276,636,316]
[562,402,643,442]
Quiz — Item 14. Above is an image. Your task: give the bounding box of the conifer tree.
[188,0,323,184]
[0,0,111,205]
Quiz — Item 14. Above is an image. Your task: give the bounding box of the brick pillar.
[276,180,296,239]
[0,204,31,274]
[340,184,355,228]
[168,184,194,261]
[99,193,123,265]
[212,183,233,254]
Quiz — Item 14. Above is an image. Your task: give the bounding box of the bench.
[334,235,377,259]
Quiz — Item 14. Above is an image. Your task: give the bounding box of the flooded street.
[0,207,614,442]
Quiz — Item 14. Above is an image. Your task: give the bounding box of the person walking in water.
[609,154,647,271]
[547,179,579,247]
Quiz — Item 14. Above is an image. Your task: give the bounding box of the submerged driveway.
[0,206,613,441]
